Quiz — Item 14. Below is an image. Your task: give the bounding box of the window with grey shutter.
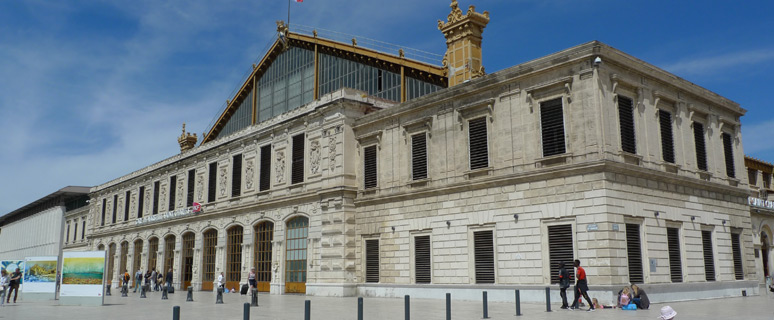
[112,194,118,224]
[415,235,431,284]
[81,220,86,239]
[748,169,758,187]
[701,230,715,281]
[468,117,489,170]
[693,122,707,171]
[731,233,743,280]
[411,133,428,180]
[363,145,377,189]
[138,186,145,218]
[626,224,644,283]
[548,224,574,284]
[541,98,566,157]
[259,145,271,191]
[473,230,495,284]
[292,134,305,184]
[667,227,683,283]
[764,172,772,189]
[365,239,379,283]
[232,154,242,197]
[169,176,177,209]
[208,162,217,202]
[722,132,735,178]
[618,96,636,154]
[124,191,130,221]
[658,110,675,163]
[152,180,160,214]
[186,169,195,206]
[101,199,106,226]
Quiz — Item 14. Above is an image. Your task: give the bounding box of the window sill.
[698,171,712,181]
[407,178,430,187]
[662,162,679,174]
[464,167,493,179]
[359,188,378,197]
[619,151,642,166]
[536,153,572,168]
[727,177,740,187]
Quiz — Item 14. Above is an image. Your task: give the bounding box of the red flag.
[296,0,303,2]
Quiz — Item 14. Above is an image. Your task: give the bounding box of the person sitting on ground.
[659,306,677,320]
[592,298,614,309]
[631,284,650,309]
[618,287,632,308]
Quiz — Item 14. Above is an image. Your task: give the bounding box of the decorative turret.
[178,123,197,153]
[438,0,489,87]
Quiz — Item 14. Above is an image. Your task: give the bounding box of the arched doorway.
[181,232,195,290]
[762,231,770,280]
[148,237,159,273]
[164,235,176,280]
[226,226,244,290]
[285,216,308,293]
[133,239,143,284]
[201,229,217,291]
[254,221,274,292]
[108,243,116,286]
[119,241,129,286]
[98,244,105,251]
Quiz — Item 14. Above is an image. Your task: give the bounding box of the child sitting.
[592,298,614,309]
[618,287,632,308]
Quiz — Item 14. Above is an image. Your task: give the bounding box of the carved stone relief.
[196,176,204,201]
[328,135,337,172]
[177,176,184,208]
[310,140,321,174]
[245,159,254,190]
[275,150,285,183]
[219,166,228,197]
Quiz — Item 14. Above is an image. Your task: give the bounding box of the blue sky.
[1,0,773,215]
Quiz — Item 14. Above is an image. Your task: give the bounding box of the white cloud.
[661,49,774,76]
[742,119,774,158]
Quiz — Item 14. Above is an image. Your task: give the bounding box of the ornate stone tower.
[178,123,197,153]
[438,0,489,87]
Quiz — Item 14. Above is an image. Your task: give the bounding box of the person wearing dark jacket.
[558,262,570,309]
[631,284,650,309]
[165,268,173,291]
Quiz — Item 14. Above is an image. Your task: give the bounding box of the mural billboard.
[23,256,57,293]
[60,251,105,301]
[0,260,25,285]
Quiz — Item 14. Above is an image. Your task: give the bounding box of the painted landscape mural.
[62,257,104,285]
[24,259,57,283]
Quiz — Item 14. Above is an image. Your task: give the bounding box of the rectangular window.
[365,239,379,283]
[625,224,644,283]
[618,96,636,154]
[152,181,160,214]
[169,175,177,209]
[112,194,118,224]
[667,227,683,283]
[414,235,431,284]
[81,220,86,240]
[411,133,428,180]
[468,117,489,170]
[232,154,242,197]
[363,145,377,189]
[731,233,744,280]
[73,221,78,242]
[722,132,735,178]
[187,169,195,207]
[764,172,772,189]
[748,169,758,187]
[548,224,574,284]
[66,223,70,243]
[659,109,675,163]
[291,134,305,184]
[693,122,708,171]
[138,186,145,218]
[473,230,495,284]
[208,162,217,202]
[101,199,106,226]
[701,230,716,281]
[124,191,130,221]
[541,98,566,157]
[259,145,271,191]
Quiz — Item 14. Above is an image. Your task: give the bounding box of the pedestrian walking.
[217,272,225,290]
[248,267,257,292]
[569,259,594,312]
[134,269,142,292]
[6,268,21,303]
[0,269,9,306]
[123,270,131,292]
[165,268,173,292]
[558,261,570,309]
[156,272,163,291]
[150,268,157,291]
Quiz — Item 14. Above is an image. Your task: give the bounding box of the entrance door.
[226,226,244,291]
[201,229,217,291]
[182,233,195,290]
[285,216,308,293]
[254,221,274,292]
[762,232,770,279]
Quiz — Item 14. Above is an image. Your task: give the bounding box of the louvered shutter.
[693,122,708,171]
[659,110,675,163]
[548,224,574,284]
[731,233,744,280]
[259,145,271,191]
[363,145,377,189]
[541,98,566,157]
[701,230,716,281]
[411,133,428,180]
[473,230,495,283]
[232,154,242,197]
[152,180,160,214]
[468,117,489,170]
[415,235,431,283]
[722,133,735,178]
[626,224,644,283]
[169,175,177,209]
[365,239,379,283]
[186,169,195,206]
[667,227,683,283]
[618,96,636,154]
[291,134,305,184]
[208,162,217,202]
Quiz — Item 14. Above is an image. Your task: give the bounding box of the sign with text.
[749,197,774,210]
[135,203,202,226]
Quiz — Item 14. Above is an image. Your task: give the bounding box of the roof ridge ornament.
[438,1,489,86]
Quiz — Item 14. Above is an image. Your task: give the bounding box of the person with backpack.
[123,270,131,293]
[558,261,570,309]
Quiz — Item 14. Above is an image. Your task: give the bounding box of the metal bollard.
[140,285,147,298]
[106,284,111,296]
[216,287,224,304]
[446,293,451,320]
[515,289,521,316]
[162,286,169,300]
[186,286,194,302]
[173,306,180,320]
[244,302,250,320]
[483,291,490,319]
[405,295,410,320]
[545,287,551,312]
[251,289,259,307]
[305,300,311,320]
[358,297,363,320]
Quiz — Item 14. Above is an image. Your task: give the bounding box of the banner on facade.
[0,260,25,285]
[23,256,57,293]
[60,251,105,301]
[135,202,202,226]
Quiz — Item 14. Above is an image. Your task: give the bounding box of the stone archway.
[762,231,770,279]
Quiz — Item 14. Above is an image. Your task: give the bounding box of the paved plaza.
[1,289,773,320]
